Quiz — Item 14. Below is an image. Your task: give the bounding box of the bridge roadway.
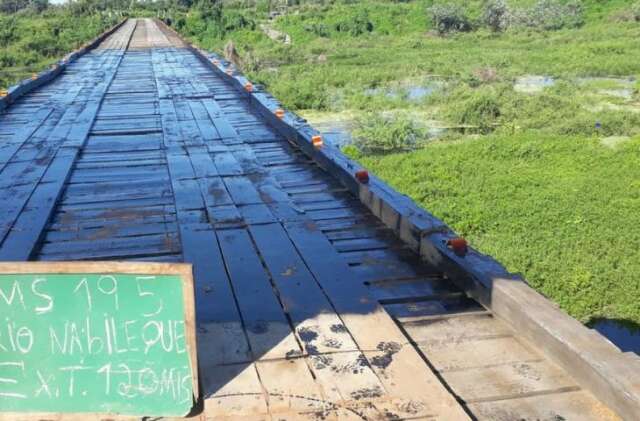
[0,19,620,420]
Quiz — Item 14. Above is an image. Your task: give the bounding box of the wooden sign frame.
[0,261,199,421]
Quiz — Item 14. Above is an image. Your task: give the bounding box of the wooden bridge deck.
[0,19,622,420]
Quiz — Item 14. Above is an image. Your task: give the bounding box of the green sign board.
[0,262,198,418]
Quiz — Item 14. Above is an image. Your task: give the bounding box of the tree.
[30,0,49,13]
[0,0,30,14]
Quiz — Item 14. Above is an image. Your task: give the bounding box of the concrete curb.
[0,19,128,113]
[159,20,640,420]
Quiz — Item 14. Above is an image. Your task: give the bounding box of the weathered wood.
[217,228,301,360]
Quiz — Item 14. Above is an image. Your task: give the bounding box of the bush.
[273,75,330,110]
[428,4,472,35]
[483,0,509,32]
[335,10,373,36]
[633,2,640,21]
[0,18,17,47]
[450,89,502,132]
[304,22,330,37]
[612,1,640,22]
[511,0,584,30]
[352,113,426,154]
[223,10,255,32]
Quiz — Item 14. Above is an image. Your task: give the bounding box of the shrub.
[633,2,640,21]
[511,0,584,30]
[483,0,509,32]
[335,10,373,36]
[304,22,330,37]
[352,113,426,154]
[0,21,16,47]
[273,76,330,110]
[428,4,472,35]
[450,89,502,132]
[612,2,640,22]
[223,10,255,32]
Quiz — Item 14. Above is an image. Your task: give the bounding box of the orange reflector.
[275,109,285,119]
[447,237,468,256]
[355,170,369,183]
[312,135,323,148]
[244,82,253,92]
[31,73,37,80]
[0,89,8,98]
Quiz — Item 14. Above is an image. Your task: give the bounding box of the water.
[577,76,636,87]
[407,85,436,101]
[365,81,442,102]
[514,75,555,93]
[599,88,634,100]
[577,77,636,100]
[306,119,354,147]
[590,319,640,355]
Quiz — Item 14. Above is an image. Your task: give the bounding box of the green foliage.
[482,0,509,32]
[356,133,640,324]
[510,0,585,30]
[271,73,330,109]
[428,3,472,34]
[0,9,119,89]
[352,112,426,153]
[446,85,503,132]
[304,22,330,37]
[611,0,640,21]
[335,9,373,36]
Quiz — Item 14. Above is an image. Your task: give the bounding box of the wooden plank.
[202,363,268,419]
[365,277,459,302]
[202,99,241,140]
[0,46,133,258]
[255,359,327,414]
[0,107,53,170]
[466,390,619,421]
[217,228,300,360]
[442,360,578,403]
[212,152,244,176]
[248,223,359,355]
[417,336,541,373]
[308,351,385,403]
[281,219,470,419]
[402,313,513,344]
[222,176,264,205]
[383,295,484,320]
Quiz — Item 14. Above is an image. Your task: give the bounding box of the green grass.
[180,0,640,112]
[349,133,640,324]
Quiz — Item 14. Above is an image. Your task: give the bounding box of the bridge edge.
[0,18,129,114]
